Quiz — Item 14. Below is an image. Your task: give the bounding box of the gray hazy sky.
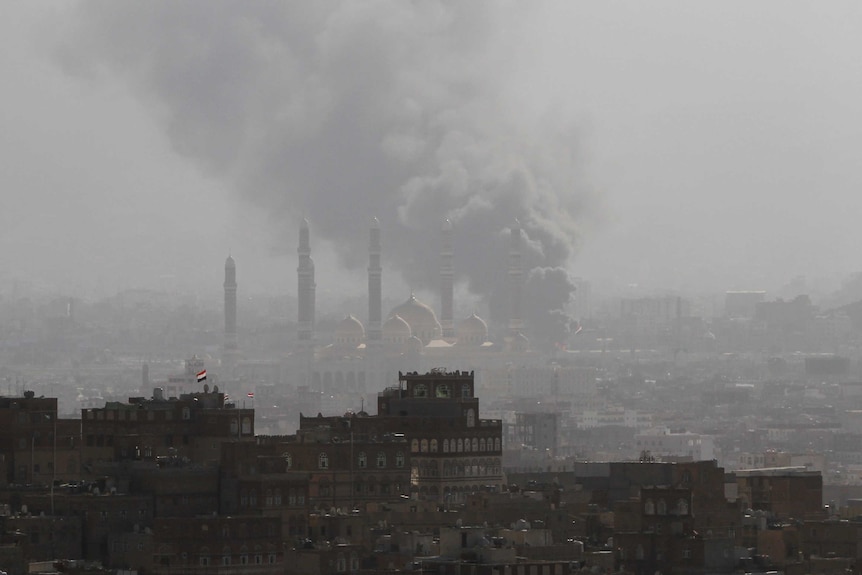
[3,2,862,301]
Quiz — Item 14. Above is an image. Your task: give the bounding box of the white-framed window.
[358,452,367,468]
[377,452,386,468]
[319,452,329,469]
[395,452,405,468]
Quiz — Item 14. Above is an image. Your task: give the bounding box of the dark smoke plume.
[58,1,593,343]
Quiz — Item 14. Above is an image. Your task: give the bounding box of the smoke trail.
[58,0,594,344]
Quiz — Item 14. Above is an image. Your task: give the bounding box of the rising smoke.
[58,1,594,345]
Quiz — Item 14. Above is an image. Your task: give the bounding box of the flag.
[247,392,254,398]
[196,369,207,382]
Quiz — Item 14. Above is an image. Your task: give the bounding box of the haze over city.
[3,1,862,304]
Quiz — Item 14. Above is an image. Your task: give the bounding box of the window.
[283,453,292,469]
[414,384,428,398]
[274,489,282,506]
[358,452,367,468]
[443,439,450,453]
[430,439,438,452]
[436,384,450,398]
[457,439,463,452]
[420,439,428,453]
[395,452,405,468]
[377,452,386,468]
[319,453,329,469]
[471,438,478,452]
[241,417,251,435]
[656,499,667,515]
[411,439,419,453]
[466,408,476,428]
[462,384,471,398]
[644,499,655,515]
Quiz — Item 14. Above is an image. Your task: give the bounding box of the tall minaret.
[440,219,455,339]
[297,218,316,343]
[508,219,524,334]
[224,254,238,352]
[367,217,382,344]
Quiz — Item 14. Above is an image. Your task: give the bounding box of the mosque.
[222,218,538,408]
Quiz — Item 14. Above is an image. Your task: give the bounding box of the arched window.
[494,437,501,451]
[274,489,282,505]
[457,438,463,452]
[677,498,689,516]
[462,384,472,398]
[337,553,346,573]
[471,438,478,452]
[414,384,428,398]
[443,439,450,453]
[430,439,438,452]
[249,489,257,506]
[240,489,248,508]
[357,452,367,468]
[265,489,273,507]
[636,544,644,560]
[376,452,386,468]
[283,453,292,469]
[318,452,329,469]
[644,499,655,515]
[657,499,667,515]
[411,439,419,453]
[479,438,486,451]
[230,420,238,435]
[395,452,405,468]
[241,417,251,435]
[436,384,450,398]
[420,439,428,453]
[466,408,476,428]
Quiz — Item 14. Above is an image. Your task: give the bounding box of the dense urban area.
[2,223,862,575]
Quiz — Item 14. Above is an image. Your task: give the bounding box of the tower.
[297,218,316,343]
[508,219,524,334]
[367,218,382,344]
[224,254,238,352]
[440,219,455,339]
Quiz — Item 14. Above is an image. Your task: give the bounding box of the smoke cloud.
[58,1,593,343]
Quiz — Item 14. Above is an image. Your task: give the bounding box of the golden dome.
[457,313,488,345]
[383,314,412,344]
[389,293,441,345]
[334,314,365,346]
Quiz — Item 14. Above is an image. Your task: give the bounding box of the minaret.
[508,219,524,334]
[440,219,455,339]
[367,218,382,343]
[224,254,238,352]
[297,218,316,343]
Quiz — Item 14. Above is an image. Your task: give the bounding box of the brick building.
[81,389,254,466]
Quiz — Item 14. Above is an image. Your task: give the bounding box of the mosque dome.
[383,314,412,344]
[389,293,442,345]
[457,313,488,345]
[334,314,365,346]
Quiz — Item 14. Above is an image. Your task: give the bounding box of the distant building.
[634,427,715,461]
[725,290,766,318]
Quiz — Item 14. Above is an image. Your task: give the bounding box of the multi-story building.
[298,370,503,504]
[0,392,81,485]
[81,388,254,467]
